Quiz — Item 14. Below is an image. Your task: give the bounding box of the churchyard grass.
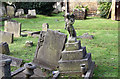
[0,12,118,77]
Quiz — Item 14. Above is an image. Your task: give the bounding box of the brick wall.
[68,0,98,15]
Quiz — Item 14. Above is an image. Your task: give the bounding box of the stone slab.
[4,20,21,37]
[58,53,92,72]
[0,31,13,44]
[77,33,94,39]
[33,30,67,70]
[0,54,23,67]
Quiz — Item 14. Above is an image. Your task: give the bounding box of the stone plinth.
[58,37,95,78]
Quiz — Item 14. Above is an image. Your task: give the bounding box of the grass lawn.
[0,12,118,78]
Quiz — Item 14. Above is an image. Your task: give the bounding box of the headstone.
[15,9,24,17]
[7,6,15,17]
[0,54,23,67]
[0,31,13,44]
[25,41,33,47]
[33,29,67,70]
[17,9,24,15]
[42,23,49,31]
[0,42,10,55]
[4,20,21,37]
[77,33,94,39]
[0,59,12,79]
[28,9,36,16]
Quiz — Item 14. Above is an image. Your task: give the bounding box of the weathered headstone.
[0,54,23,67]
[0,42,10,55]
[0,59,12,79]
[15,9,24,17]
[7,6,15,17]
[33,30,67,70]
[42,23,49,31]
[4,20,21,37]
[28,9,36,16]
[0,31,13,44]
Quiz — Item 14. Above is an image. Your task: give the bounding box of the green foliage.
[15,2,55,15]
[98,2,112,18]
[74,5,89,11]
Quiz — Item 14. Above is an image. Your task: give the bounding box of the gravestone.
[15,9,24,17]
[33,29,67,70]
[0,59,12,79]
[28,9,36,16]
[4,20,21,37]
[0,31,13,44]
[7,6,15,17]
[0,42,10,55]
[42,23,49,31]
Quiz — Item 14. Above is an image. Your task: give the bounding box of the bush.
[98,2,112,18]
[15,2,55,15]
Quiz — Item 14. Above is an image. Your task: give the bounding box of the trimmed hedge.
[15,2,55,15]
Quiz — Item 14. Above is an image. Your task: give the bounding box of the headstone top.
[28,9,36,16]
[42,23,49,31]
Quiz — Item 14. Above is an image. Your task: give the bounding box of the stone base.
[65,40,81,51]
[58,53,92,72]
[61,47,86,60]
[58,61,95,78]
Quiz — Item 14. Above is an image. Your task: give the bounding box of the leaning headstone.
[42,23,49,31]
[28,9,36,16]
[0,31,13,44]
[7,6,15,17]
[4,20,21,37]
[0,54,23,67]
[0,42,10,55]
[0,59,12,79]
[77,33,94,39]
[33,29,67,70]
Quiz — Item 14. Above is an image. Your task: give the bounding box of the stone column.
[111,0,116,20]
[0,59,12,79]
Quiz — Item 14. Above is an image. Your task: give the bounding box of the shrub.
[98,2,112,18]
[74,5,89,11]
[15,2,55,15]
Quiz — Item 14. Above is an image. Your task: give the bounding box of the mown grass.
[0,12,118,78]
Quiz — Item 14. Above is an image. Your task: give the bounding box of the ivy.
[98,2,112,18]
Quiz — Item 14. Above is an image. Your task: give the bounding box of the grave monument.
[58,13,95,78]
